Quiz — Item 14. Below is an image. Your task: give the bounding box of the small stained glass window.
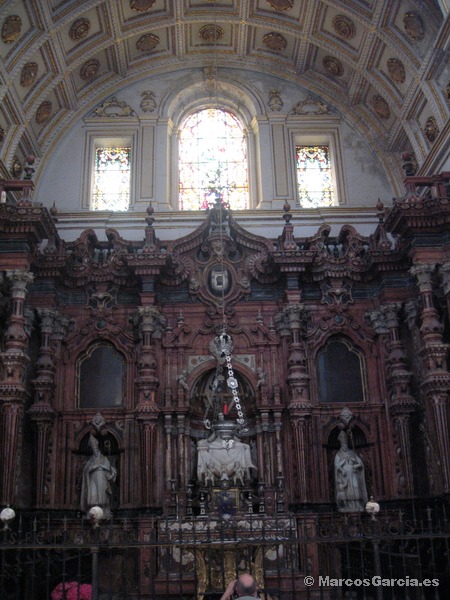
[92,147,131,211]
[296,145,334,208]
[179,109,249,210]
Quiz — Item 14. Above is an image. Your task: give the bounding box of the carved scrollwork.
[161,253,193,285]
[245,251,277,284]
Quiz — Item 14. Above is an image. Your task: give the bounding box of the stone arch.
[160,74,265,126]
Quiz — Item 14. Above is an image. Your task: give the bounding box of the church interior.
[0,1,449,599]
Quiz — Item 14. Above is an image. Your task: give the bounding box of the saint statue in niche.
[334,430,368,512]
[80,435,117,518]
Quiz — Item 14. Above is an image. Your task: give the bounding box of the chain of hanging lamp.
[208,0,247,434]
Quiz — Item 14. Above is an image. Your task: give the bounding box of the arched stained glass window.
[179,109,249,210]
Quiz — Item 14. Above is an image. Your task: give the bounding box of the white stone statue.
[81,435,117,518]
[334,430,368,512]
[197,416,257,486]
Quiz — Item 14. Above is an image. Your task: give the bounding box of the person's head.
[235,573,257,597]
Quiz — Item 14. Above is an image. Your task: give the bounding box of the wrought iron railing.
[1,500,449,600]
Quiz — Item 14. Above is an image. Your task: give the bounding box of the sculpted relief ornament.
[387,58,406,83]
[69,18,91,41]
[93,97,135,118]
[36,101,52,124]
[332,15,356,40]
[372,95,390,119]
[130,0,156,11]
[403,12,425,41]
[137,33,160,52]
[21,63,38,87]
[266,0,294,10]
[1,15,21,43]
[424,117,439,143]
[322,56,344,77]
[199,24,224,44]
[140,90,157,113]
[263,32,288,52]
[291,96,329,115]
[268,89,283,111]
[80,59,100,81]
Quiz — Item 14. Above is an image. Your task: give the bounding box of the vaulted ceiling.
[0,0,449,183]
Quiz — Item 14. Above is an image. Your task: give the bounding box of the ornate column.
[369,304,416,496]
[0,270,33,505]
[278,304,311,503]
[410,264,450,493]
[28,309,69,507]
[134,306,165,507]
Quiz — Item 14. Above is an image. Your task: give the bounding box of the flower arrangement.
[51,582,92,600]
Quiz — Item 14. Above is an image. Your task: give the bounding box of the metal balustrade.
[1,500,449,599]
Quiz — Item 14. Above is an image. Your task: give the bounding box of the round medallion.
[199,24,224,44]
[332,15,356,40]
[136,33,160,52]
[263,32,288,52]
[80,59,100,80]
[322,56,344,77]
[69,18,90,41]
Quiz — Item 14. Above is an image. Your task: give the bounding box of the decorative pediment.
[160,206,279,312]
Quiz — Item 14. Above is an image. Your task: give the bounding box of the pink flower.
[51,582,92,600]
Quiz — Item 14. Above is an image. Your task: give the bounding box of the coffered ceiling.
[0,1,448,182]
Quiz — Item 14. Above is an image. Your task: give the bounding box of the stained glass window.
[179,109,249,210]
[92,147,131,211]
[296,145,334,208]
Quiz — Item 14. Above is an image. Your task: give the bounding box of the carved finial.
[146,202,154,226]
[401,151,417,177]
[23,155,36,180]
[283,201,292,224]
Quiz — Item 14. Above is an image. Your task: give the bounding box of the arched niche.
[316,337,367,404]
[76,431,120,513]
[326,426,372,507]
[76,342,125,408]
[161,75,264,127]
[189,367,256,432]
